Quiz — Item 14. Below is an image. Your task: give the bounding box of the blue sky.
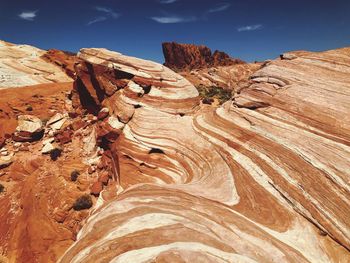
[0,0,349,62]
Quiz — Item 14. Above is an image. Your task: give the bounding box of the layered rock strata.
[60,47,350,262]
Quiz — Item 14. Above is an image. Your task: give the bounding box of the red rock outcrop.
[59,47,350,262]
[162,42,245,71]
[42,49,80,79]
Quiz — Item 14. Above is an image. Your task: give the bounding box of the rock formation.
[58,47,350,262]
[162,42,245,71]
[41,49,80,78]
[0,39,349,262]
[162,42,261,91]
[0,40,72,88]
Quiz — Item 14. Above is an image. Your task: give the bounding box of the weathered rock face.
[41,49,80,78]
[0,40,72,88]
[72,47,199,116]
[162,42,245,71]
[60,47,350,262]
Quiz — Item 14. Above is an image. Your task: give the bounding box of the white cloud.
[87,6,120,25]
[208,3,230,13]
[237,24,263,32]
[95,6,120,18]
[150,15,196,24]
[87,16,107,25]
[18,10,37,21]
[159,0,177,3]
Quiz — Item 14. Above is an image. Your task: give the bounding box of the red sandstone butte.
[162,42,245,71]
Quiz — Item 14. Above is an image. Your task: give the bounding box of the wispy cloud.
[152,2,229,24]
[159,0,177,3]
[87,16,107,25]
[237,24,263,32]
[18,10,37,21]
[150,15,196,24]
[87,6,120,25]
[95,6,120,18]
[208,3,230,13]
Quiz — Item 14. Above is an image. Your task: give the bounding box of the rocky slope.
[0,41,96,262]
[162,42,245,71]
[56,47,350,262]
[0,40,72,89]
[0,81,109,262]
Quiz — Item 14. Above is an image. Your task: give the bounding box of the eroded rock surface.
[0,40,72,88]
[41,49,80,78]
[59,47,350,262]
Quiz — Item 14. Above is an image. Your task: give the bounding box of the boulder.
[90,181,103,196]
[47,113,68,130]
[55,129,73,144]
[41,142,55,154]
[97,107,109,120]
[280,52,298,60]
[98,171,109,185]
[107,116,125,130]
[0,155,13,169]
[13,115,44,142]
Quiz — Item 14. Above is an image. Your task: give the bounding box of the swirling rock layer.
[60,47,350,262]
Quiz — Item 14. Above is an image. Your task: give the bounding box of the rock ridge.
[162,42,245,71]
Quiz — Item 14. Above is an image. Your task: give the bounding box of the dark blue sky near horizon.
[0,0,349,63]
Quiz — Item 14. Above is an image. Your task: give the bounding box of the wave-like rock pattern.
[60,47,350,262]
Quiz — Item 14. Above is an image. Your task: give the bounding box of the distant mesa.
[162,42,245,71]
